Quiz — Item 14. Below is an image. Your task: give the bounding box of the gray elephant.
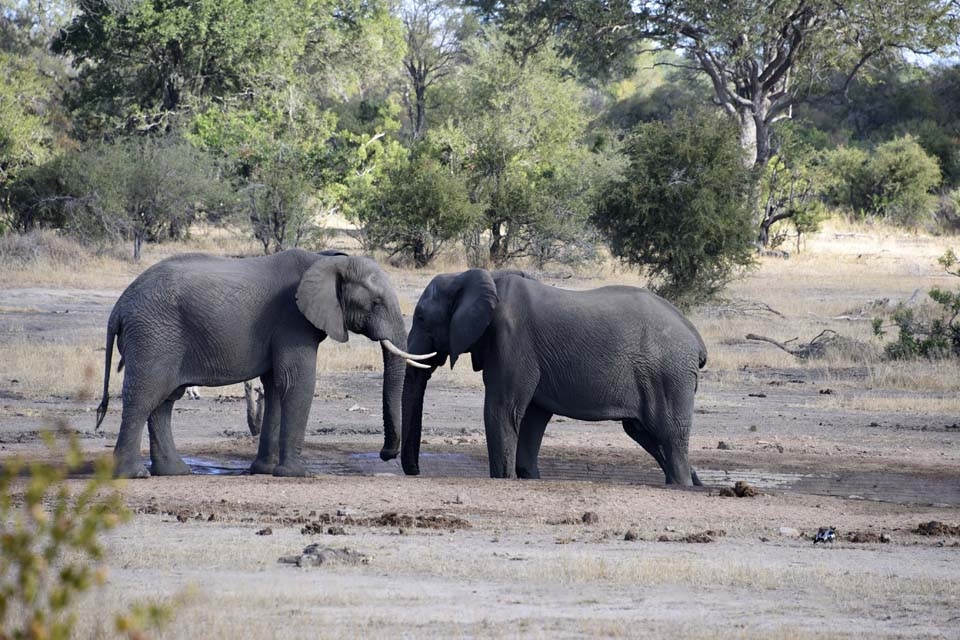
[95,249,431,478]
[400,270,707,485]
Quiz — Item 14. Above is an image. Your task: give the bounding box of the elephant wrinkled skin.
[96,249,421,478]
[401,270,707,485]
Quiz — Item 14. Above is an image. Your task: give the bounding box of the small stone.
[327,526,346,535]
[256,527,273,536]
[624,529,639,541]
[717,441,732,450]
[581,512,600,525]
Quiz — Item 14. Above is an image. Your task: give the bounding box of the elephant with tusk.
[401,269,706,485]
[95,249,432,479]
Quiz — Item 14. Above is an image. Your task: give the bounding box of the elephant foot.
[273,461,310,477]
[379,446,399,461]
[516,467,540,479]
[114,461,150,479]
[150,458,192,476]
[401,461,420,476]
[249,459,277,475]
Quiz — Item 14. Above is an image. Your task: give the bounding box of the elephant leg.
[251,372,281,475]
[482,375,536,479]
[148,390,191,476]
[273,353,317,478]
[114,377,170,479]
[622,419,671,480]
[660,428,695,487]
[515,404,552,479]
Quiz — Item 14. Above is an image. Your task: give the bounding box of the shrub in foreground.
[0,427,167,638]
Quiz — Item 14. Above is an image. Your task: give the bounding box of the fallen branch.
[746,330,841,359]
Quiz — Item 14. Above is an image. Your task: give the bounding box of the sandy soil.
[2,267,959,639]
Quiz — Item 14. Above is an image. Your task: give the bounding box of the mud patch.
[915,521,960,536]
[300,511,471,534]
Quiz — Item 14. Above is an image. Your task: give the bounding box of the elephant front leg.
[148,396,191,476]
[250,374,281,475]
[482,392,524,479]
[272,367,316,478]
[515,404,552,479]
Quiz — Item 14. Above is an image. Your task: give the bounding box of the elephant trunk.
[378,326,407,462]
[400,366,431,475]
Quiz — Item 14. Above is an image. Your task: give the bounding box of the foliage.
[434,35,606,267]
[6,136,232,257]
[756,123,830,250]
[356,149,480,266]
[0,427,167,639]
[873,250,960,360]
[592,110,756,307]
[469,1,960,170]
[826,135,942,228]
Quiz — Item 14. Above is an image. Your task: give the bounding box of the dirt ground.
[2,233,960,639]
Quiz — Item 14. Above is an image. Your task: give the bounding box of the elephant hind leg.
[622,419,671,480]
[148,388,191,476]
[515,404,552,479]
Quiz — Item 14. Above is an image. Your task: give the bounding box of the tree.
[52,0,388,139]
[0,0,73,227]
[593,110,756,307]
[400,0,472,141]
[434,35,604,267]
[471,1,960,168]
[9,136,231,257]
[356,150,481,266]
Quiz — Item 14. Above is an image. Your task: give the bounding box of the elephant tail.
[95,310,122,431]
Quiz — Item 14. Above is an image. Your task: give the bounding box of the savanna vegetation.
[3,0,960,304]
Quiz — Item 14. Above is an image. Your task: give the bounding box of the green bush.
[826,135,941,228]
[873,250,960,359]
[356,151,481,267]
[0,427,169,638]
[592,109,756,307]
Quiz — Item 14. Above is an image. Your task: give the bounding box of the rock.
[734,481,759,497]
[717,441,732,450]
[624,529,639,541]
[778,526,801,537]
[581,512,600,525]
[256,527,273,536]
[279,544,370,568]
[718,487,736,497]
[327,526,346,535]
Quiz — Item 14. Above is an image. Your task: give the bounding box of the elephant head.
[400,269,503,475]
[297,255,433,462]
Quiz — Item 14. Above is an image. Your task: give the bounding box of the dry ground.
[1,221,959,639]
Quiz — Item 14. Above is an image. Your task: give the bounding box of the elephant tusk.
[405,359,431,369]
[381,339,436,361]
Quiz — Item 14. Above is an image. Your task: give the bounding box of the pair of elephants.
[95,249,707,486]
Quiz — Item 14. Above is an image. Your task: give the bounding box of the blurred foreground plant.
[0,427,167,639]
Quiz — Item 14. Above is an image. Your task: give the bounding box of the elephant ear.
[448,269,498,368]
[296,258,349,343]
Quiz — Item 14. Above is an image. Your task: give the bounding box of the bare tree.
[400,0,469,141]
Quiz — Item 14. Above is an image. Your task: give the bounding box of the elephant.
[95,249,432,479]
[400,269,707,485]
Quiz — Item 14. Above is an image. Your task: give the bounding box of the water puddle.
[177,452,960,506]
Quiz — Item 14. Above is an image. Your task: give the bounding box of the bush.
[0,427,169,638]
[826,135,941,228]
[356,152,481,267]
[873,250,960,359]
[592,109,756,307]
